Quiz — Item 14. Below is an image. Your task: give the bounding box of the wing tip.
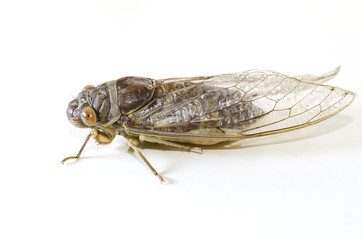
[320,66,341,80]
[335,66,341,74]
[346,90,357,104]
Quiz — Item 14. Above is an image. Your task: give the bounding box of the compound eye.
[83,85,95,91]
[81,106,97,126]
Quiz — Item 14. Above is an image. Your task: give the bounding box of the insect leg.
[139,135,203,153]
[61,133,92,164]
[127,138,166,183]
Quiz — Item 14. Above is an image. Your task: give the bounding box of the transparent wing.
[157,67,340,84]
[128,69,355,140]
[293,66,340,84]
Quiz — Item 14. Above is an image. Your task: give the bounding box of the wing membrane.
[128,69,355,141]
[293,66,340,84]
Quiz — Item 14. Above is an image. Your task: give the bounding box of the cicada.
[63,67,355,182]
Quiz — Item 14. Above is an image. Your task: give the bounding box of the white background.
[0,0,361,239]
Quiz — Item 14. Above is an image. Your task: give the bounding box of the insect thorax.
[87,77,156,127]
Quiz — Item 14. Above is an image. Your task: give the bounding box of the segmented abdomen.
[132,82,263,132]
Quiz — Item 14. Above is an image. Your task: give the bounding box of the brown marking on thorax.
[116,76,156,114]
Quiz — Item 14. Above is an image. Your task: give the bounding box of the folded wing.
[129,69,355,139]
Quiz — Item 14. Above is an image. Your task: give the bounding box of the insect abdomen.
[132,83,263,133]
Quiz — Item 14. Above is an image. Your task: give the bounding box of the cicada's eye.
[83,85,95,91]
[81,106,97,126]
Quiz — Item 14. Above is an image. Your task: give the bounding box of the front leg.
[61,129,114,164]
[61,133,92,164]
[127,138,166,183]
